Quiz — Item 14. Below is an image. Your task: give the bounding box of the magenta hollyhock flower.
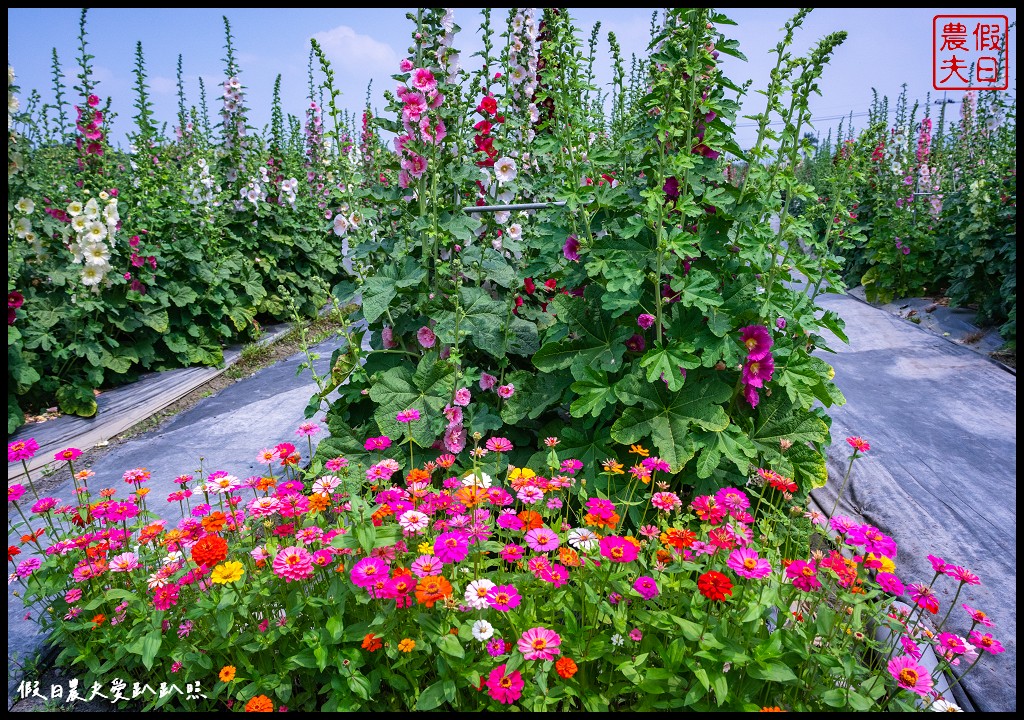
[272,546,314,582]
[487,584,522,612]
[518,627,561,661]
[741,354,775,389]
[875,572,905,595]
[663,176,680,201]
[599,535,639,563]
[739,325,773,361]
[727,547,772,579]
[637,313,656,330]
[8,438,39,463]
[454,387,472,406]
[54,447,83,462]
[776,317,787,330]
[633,575,660,600]
[563,235,580,262]
[625,334,646,353]
[887,655,933,696]
[496,384,515,399]
[742,384,760,408]
[411,67,437,93]
[417,326,436,348]
[786,559,821,591]
[524,526,560,553]
[486,663,524,704]
[350,557,389,588]
[968,630,1005,654]
[8,290,24,310]
[434,531,470,563]
[396,408,421,423]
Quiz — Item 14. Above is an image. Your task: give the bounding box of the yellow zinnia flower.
[211,560,245,585]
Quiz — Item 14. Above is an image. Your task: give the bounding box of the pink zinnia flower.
[633,575,660,599]
[962,604,994,627]
[786,559,821,591]
[887,655,933,696]
[538,563,568,588]
[364,436,392,451]
[8,484,26,503]
[945,565,981,586]
[875,572,905,595]
[152,584,180,611]
[908,582,940,614]
[8,438,39,463]
[846,436,870,453]
[108,552,140,573]
[486,584,522,612]
[350,557,389,587]
[65,588,83,604]
[936,632,968,656]
[486,663,524,704]
[517,627,561,661]
[16,558,41,578]
[499,543,525,563]
[396,408,421,423]
[739,325,773,361]
[727,548,772,579]
[690,495,727,525]
[524,526,560,553]
[434,531,470,563]
[295,421,321,437]
[417,326,436,348]
[410,554,442,578]
[715,487,750,513]
[54,447,83,462]
[599,535,639,563]
[272,546,314,582]
[31,497,58,514]
[968,630,1005,654]
[497,384,515,399]
[485,437,513,453]
[651,491,681,512]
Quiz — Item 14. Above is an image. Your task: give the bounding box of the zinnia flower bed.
[8,421,1002,711]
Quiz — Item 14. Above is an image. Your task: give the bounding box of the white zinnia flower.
[464,579,496,610]
[471,619,495,642]
[568,527,599,551]
[493,157,518,184]
[462,469,492,489]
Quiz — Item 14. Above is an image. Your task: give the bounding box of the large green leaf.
[750,393,830,489]
[669,269,723,312]
[639,341,701,391]
[501,370,571,425]
[533,291,631,376]
[368,353,454,446]
[436,287,538,359]
[611,369,731,471]
[569,367,618,418]
[461,246,516,288]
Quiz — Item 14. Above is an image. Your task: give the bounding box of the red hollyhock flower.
[697,571,733,602]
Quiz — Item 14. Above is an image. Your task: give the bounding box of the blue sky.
[7,8,1017,150]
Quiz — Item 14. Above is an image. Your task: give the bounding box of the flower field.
[7,7,1014,713]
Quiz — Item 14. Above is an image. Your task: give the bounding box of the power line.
[735,111,872,128]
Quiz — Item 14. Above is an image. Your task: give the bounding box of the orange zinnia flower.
[361,632,383,652]
[455,485,487,508]
[555,656,578,679]
[307,493,330,513]
[557,547,582,567]
[660,527,696,551]
[517,510,544,531]
[405,468,430,484]
[629,444,650,457]
[584,511,619,530]
[201,511,227,533]
[219,665,236,683]
[191,534,228,567]
[256,477,277,492]
[244,694,274,712]
[92,613,106,628]
[414,575,453,608]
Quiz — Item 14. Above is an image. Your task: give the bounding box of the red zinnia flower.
[697,571,733,602]
[191,534,228,567]
[555,656,578,679]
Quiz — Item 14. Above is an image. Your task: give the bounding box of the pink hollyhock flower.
[637,313,656,329]
[496,383,515,399]
[887,655,933,696]
[518,627,561,661]
[633,575,660,599]
[411,67,437,93]
[486,664,524,704]
[728,547,772,579]
[739,325,773,361]
[417,326,436,348]
[486,584,522,612]
[454,387,471,406]
[479,373,498,391]
[399,58,414,72]
[786,559,821,591]
[742,355,774,389]
[599,535,639,563]
[443,424,466,454]
[381,326,398,349]
[272,546,314,582]
[524,526,560,553]
[434,531,470,563]
[8,438,39,463]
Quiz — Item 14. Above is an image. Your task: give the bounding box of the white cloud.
[311,25,398,73]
